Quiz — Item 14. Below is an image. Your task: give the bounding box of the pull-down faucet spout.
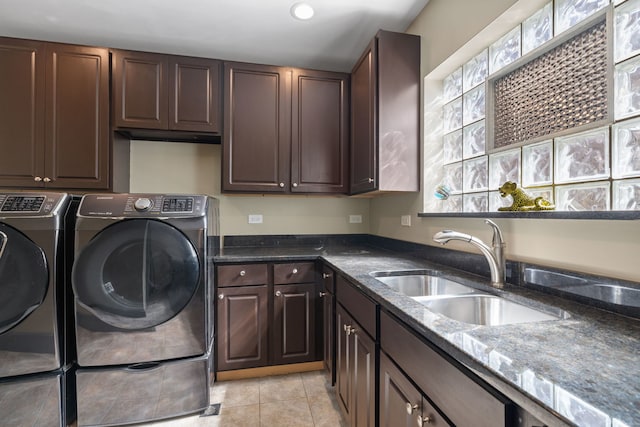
[433,219,506,289]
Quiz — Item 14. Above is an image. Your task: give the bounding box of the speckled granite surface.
[213,236,640,427]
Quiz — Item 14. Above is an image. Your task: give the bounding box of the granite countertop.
[213,243,640,427]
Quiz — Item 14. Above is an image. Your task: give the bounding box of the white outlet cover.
[401,215,411,226]
[248,214,263,224]
[349,214,363,223]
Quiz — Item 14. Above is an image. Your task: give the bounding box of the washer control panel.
[0,193,67,216]
[78,194,207,217]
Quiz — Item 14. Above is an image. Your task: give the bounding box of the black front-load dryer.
[72,193,219,426]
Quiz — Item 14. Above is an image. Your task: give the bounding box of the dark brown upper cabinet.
[0,38,110,189]
[350,30,420,195]
[223,62,349,194]
[112,50,221,136]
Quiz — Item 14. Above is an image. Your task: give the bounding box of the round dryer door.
[72,219,200,330]
[0,223,49,334]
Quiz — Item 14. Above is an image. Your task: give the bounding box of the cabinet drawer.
[336,275,377,338]
[217,264,268,287]
[380,311,513,427]
[273,262,315,284]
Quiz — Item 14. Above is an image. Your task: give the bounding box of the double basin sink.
[372,271,568,326]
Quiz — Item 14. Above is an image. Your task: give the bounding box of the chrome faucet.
[433,219,506,289]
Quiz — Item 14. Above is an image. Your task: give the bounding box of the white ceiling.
[0,0,429,72]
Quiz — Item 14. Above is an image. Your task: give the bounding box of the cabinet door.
[291,69,349,193]
[380,352,423,427]
[223,62,291,192]
[336,304,352,418]
[45,43,109,189]
[0,38,46,187]
[351,323,376,427]
[112,50,168,129]
[272,283,317,365]
[169,56,221,133]
[217,285,269,371]
[380,351,452,427]
[350,39,377,194]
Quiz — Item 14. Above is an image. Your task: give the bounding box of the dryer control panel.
[0,193,68,217]
[78,193,208,217]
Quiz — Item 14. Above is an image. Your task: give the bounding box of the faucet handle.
[484,219,504,246]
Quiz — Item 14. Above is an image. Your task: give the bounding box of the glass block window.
[614,0,640,62]
[463,156,488,192]
[463,120,486,159]
[523,3,553,54]
[554,127,610,184]
[432,1,640,212]
[489,148,521,189]
[489,26,522,73]
[614,55,640,119]
[555,181,611,211]
[612,117,640,178]
[443,130,463,164]
[555,0,609,35]
[463,50,488,92]
[522,140,553,187]
[613,178,640,209]
[443,67,463,102]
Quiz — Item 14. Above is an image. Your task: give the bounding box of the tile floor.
[138,370,346,427]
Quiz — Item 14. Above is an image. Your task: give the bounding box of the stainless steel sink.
[564,284,640,307]
[415,294,566,326]
[373,272,482,297]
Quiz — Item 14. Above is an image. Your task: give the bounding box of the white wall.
[129,141,370,239]
[370,0,640,282]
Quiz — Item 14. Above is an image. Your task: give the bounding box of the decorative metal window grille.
[489,15,611,150]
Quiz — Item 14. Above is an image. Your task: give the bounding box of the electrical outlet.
[248,214,263,224]
[401,215,411,226]
[349,214,363,224]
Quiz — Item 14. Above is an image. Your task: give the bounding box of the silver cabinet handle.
[319,291,327,297]
[275,290,282,297]
[239,270,246,276]
[218,294,224,300]
[292,268,298,274]
[368,178,374,183]
[0,231,8,261]
[279,182,285,188]
[43,177,51,183]
[322,272,332,279]
[417,415,432,425]
[292,182,298,187]
[406,403,419,415]
[34,176,42,182]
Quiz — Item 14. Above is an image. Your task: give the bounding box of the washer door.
[72,219,200,330]
[0,223,48,335]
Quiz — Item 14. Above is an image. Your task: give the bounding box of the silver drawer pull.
[319,291,327,297]
[218,294,224,300]
[322,272,332,279]
[275,290,282,297]
[239,270,246,276]
[406,403,418,415]
[292,268,298,274]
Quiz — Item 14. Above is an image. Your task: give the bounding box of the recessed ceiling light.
[291,2,314,20]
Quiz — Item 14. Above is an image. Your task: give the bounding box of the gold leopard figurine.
[498,181,555,211]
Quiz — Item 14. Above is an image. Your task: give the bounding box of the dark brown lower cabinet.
[273,283,317,365]
[380,351,451,427]
[216,285,268,371]
[336,304,375,427]
[380,310,515,427]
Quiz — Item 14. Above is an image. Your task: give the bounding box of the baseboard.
[216,361,324,381]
